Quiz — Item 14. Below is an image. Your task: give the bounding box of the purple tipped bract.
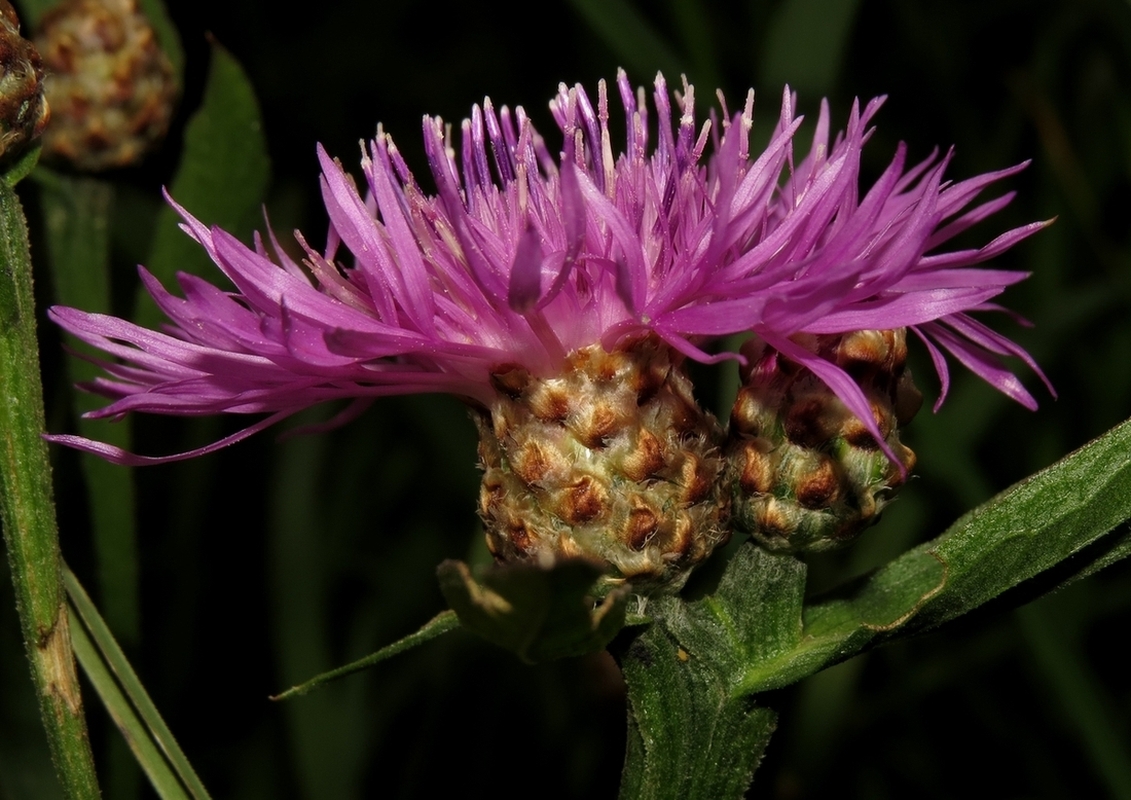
[49,70,1053,465]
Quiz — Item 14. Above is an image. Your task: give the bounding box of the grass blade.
[65,611,188,800]
[63,569,212,800]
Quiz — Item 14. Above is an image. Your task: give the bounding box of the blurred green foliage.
[3,0,1131,797]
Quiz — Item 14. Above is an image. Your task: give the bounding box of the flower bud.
[726,329,922,552]
[0,0,49,160]
[476,337,729,594]
[34,0,176,170]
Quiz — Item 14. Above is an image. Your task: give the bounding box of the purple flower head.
[48,70,1053,465]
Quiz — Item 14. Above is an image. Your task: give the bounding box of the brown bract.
[476,337,729,594]
[0,0,49,160]
[34,0,176,170]
[726,329,922,552]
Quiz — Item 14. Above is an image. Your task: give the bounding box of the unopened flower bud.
[476,337,729,594]
[726,329,922,552]
[34,0,176,170]
[0,0,49,161]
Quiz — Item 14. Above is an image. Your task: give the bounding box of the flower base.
[476,337,728,594]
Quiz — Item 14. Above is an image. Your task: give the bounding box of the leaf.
[615,416,1131,798]
[67,610,190,800]
[438,558,628,663]
[35,170,140,645]
[138,40,270,327]
[2,146,40,188]
[614,545,799,800]
[614,620,777,800]
[64,567,212,800]
[739,415,1131,693]
[860,415,1131,637]
[270,611,461,701]
[660,545,809,683]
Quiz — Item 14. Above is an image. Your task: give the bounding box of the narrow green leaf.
[65,610,189,800]
[438,558,628,663]
[34,168,144,800]
[138,41,269,327]
[3,146,40,188]
[36,170,140,647]
[269,426,369,799]
[737,416,1131,693]
[271,611,461,701]
[877,415,1131,635]
[63,569,212,800]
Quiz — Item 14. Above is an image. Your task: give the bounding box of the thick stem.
[0,180,101,798]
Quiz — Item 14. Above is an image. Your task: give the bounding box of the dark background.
[4,0,1131,797]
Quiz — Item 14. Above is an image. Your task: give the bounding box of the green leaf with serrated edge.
[438,558,628,663]
[271,611,461,701]
[64,568,212,800]
[137,40,269,328]
[729,415,1131,695]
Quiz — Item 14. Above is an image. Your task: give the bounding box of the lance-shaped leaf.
[138,40,269,327]
[64,568,211,800]
[730,415,1131,695]
[438,558,629,663]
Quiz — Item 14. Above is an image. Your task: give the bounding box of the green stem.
[0,181,101,797]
